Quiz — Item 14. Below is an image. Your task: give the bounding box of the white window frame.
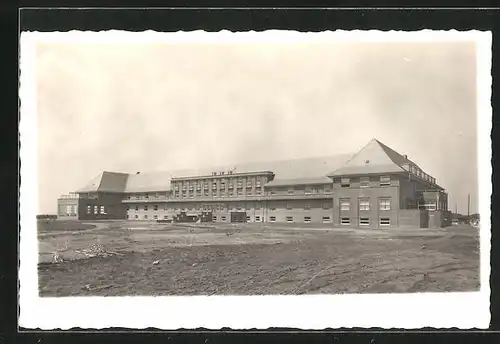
[341,217,350,225]
[255,216,261,222]
[270,216,276,222]
[304,216,312,223]
[286,216,294,223]
[100,205,106,214]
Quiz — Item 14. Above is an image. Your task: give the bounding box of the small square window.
[304,216,311,223]
[144,215,148,219]
[246,216,251,221]
[360,177,370,187]
[286,203,292,210]
[286,216,293,223]
[135,215,138,219]
[255,216,261,222]
[341,217,350,225]
[164,215,168,219]
[304,203,311,210]
[322,202,331,210]
[212,216,217,221]
[341,178,350,187]
[360,218,370,226]
[380,176,391,186]
[154,215,158,219]
[221,216,227,221]
[322,216,332,223]
[380,217,391,226]
[270,216,276,222]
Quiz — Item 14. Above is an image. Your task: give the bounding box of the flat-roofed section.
[265,176,333,188]
[171,170,274,182]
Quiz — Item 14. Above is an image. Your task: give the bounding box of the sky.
[34,38,479,215]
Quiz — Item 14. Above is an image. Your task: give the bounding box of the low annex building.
[57,139,451,228]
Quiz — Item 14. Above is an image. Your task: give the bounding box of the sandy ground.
[37,220,480,296]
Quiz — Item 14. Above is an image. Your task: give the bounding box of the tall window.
[323,202,331,210]
[304,203,310,210]
[100,206,105,214]
[379,199,391,211]
[87,205,91,214]
[340,200,350,211]
[286,203,292,210]
[94,205,98,214]
[154,204,158,211]
[144,205,148,211]
[359,199,370,211]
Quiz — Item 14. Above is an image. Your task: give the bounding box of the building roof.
[76,171,129,193]
[327,139,408,177]
[265,176,333,188]
[74,154,350,194]
[124,171,175,192]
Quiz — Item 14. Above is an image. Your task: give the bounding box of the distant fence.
[37,214,57,220]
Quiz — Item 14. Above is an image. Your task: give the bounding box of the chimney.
[403,155,408,160]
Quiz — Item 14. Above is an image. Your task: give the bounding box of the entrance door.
[230,211,247,223]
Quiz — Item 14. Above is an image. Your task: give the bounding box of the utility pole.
[468,194,471,218]
[455,204,457,215]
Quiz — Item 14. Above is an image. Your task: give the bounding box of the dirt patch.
[37,222,480,296]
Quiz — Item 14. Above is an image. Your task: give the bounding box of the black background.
[2,5,500,344]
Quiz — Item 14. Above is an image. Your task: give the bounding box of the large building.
[57,139,451,228]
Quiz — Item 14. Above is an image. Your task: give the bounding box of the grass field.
[38,220,480,296]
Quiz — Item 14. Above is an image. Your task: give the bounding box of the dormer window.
[380,176,391,187]
[340,178,350,187]
[360,177,369,187]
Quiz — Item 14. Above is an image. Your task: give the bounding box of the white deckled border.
[19,29,492,330]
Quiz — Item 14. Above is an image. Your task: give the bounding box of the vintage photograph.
[19,29,491,329]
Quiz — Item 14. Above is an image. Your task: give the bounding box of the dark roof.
[76,171,128,193]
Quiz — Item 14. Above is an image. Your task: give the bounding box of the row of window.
[175,189,263,198]
[339,198,391,211]
[173,179,263,191]
[268,202,332,210]
[340,217,391,226]
[86,205,107,215]
[335,176,391,188]
[268,216,332,223]
[59,205,77,216]
[127,202,333,212]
